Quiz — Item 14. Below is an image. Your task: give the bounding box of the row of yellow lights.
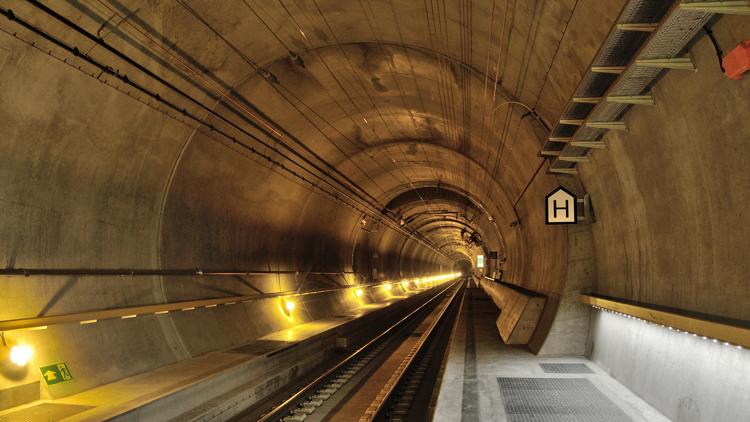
[2,273,463,368]
[593,306,744,350]
[281,272,461,315]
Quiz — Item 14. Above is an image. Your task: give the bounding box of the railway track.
[239,278,467,422]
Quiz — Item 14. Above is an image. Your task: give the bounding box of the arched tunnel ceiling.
[3,1,750,414]
[383,186,503,262]
[1,0,617,261]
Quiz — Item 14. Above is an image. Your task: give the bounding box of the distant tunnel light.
[283,299,296,315]
[476,254,485,268]
[10,345,33,367]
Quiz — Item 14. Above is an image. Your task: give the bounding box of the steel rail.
[361,278,465,420]
[256,277,463,422]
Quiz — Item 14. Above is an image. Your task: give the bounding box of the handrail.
[579,294,749,349]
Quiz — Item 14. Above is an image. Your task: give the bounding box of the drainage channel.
[250,279,465,422]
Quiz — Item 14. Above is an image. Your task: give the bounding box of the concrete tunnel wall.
[0,26,450,395]
[0,0,573,397]
[579,15,750,421]
[0,0,748,418]
[0,0,611,398]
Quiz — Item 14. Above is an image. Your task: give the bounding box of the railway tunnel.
[0,0,748,421]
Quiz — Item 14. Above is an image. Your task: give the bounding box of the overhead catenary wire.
[0,5,448,259]
[23,0,398,230]
[22,0,448,255]
[278,0,455,250]
[357,0,464,253]
[341,0,461,252]
[170,0,446,251]
[170,0,393,214]
[89,0,398,207]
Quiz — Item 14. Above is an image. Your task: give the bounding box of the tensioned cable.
[473,0,499,192]
[75,0,446,247]
[422,0,469,251]
[0,6,448,258]
[476,0,512,199]
[483,0,544,200]
[286,0,453,250]
[384,0,474,252]
[172,0,392,213]
[459,0,473,194]
[273,1,425,199]
[116,0,451,257]
[358,0,442,186]
[203,0,445,250]
[354,0,460,251]
[21,0,393,224]
[226,0,408,199]
[98,0,392,204]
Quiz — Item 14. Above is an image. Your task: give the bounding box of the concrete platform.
[0,293,418,422]
[434,288,670,422]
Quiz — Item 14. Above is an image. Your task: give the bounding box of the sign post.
[545,187,577,225]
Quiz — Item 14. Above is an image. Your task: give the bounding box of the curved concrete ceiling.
[20,0,749,401]
[0,0,615,359]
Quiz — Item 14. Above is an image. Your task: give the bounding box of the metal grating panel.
[574,73,619,98]
[593,31,651,67]
[639,9,712,59]
[619,0,673,23]
[540,363,594,374]
[565,103,597,120]
[574,127,604,141]
[0,403,93,422]
[549,1,716,169]
[497,378,632,422]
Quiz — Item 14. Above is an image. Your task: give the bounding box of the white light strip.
[591,306,744,350]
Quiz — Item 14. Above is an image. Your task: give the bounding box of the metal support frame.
[584,121,628,131]
[635,56,696,70]
[591,66,627,74]
[570,141,607,149]
[558,155,591,163]
[549,168,578,175]
[616,23,659,31]
[679,1,750,14]
[606,95,655,105]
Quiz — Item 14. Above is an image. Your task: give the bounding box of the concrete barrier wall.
[588,310,750,421]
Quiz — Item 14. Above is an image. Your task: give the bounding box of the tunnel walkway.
[434,288,669,422]
[0,291,427,421]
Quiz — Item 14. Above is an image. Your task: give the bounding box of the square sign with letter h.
[545,187,577,225]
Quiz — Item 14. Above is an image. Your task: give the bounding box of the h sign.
[545,187,577,225]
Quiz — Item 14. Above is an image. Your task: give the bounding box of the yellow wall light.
[281,298,296,316]
[355,288,364,298]
[9,345,33,367]
[383,283,392,291]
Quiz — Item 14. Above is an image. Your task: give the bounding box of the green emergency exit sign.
[39,363,73,385]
